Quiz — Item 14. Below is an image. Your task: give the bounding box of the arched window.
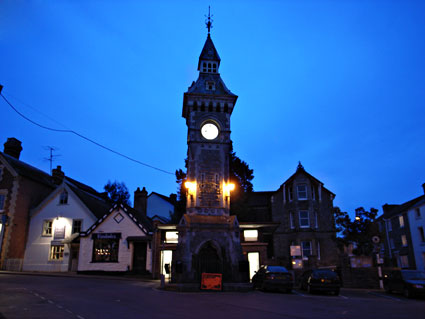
[202,62,207,72]
[213,63,217,73]
[207,63,212,72]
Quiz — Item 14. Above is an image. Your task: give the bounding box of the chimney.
[169,193,177,204]
[52,165,65,185]
[3,138,23,159]
[134,187,148,217]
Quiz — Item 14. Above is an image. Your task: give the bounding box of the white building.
[78,204,153,273]
[406,197,425,270]
[23,180,109,272]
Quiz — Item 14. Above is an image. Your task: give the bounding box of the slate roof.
[197,34,221,70]
[381,194,425,219]
[66,181,111,220]
[0,152,55,188]
[186,73,236,96]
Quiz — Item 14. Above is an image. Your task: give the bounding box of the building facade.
[380,184,425,270]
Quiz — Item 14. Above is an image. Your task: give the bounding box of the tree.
[169,150,254,223]
[104,180,131,206]
[334,206,381,256]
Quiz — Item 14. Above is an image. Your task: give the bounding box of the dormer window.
[201,61,218,73]
[297,185,307,200]
[59,190,68,205]
[206,81,215,91]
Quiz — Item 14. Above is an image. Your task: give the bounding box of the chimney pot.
[134,186,148,217]
[52,165,65,184]
[3,137,23,159]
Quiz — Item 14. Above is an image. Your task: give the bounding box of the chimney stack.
[3,138,23,159]
[134,187,148,217]
[52,165,65,185]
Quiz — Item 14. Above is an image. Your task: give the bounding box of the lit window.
[399,255,409,268]
[59,190,68,205]
[165,231,178,243]
[0,194,5,211]
[418,227,425,242]
[302,241,312,257]
[399,216,404,228]
[42,220,53,236]
[299,211,310,228]
[244,230,258,242]
[72,219,82,234]
[92,234,120,262]
[50,245,64,260]
[297,185,307,200]
[401,234,408,247]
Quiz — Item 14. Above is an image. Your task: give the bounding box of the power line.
[0,89,174,176]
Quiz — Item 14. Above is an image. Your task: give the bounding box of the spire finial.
[297,161,304,171]
[205,6,213,34]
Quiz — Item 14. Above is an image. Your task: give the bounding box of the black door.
[195,242,223,279]
[133,243,147,274]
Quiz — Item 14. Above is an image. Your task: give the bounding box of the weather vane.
[205,6,213,34]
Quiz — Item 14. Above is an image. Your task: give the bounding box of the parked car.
[252,265,293,293]
[384,269,425,298]
[300,269,341,295]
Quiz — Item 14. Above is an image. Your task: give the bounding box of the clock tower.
[174,12,248,287]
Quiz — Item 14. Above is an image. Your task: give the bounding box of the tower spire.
[205,6,213,34]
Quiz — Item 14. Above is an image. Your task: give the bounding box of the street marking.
[57,305,63,309]
[40,296,46,300]
[66,309,74,314]
[47,300,54,304]
[339,295,349,299]
[76,315,85,319]
[368,291,401,301]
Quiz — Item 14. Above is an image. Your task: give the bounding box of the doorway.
[195,242,222,278]
[248,252,260,281]
[132,243,147,273]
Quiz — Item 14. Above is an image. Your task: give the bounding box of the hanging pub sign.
[54,225,65,239]
[91,233,121,240]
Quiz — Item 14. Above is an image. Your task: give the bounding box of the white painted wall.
[147,193,174,219]
[23,187,97,272]
[78,208,152,272]
[407,203,425,270]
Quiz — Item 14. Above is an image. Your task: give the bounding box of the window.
[244,230,258,242]
[317,242,321,260]
[59,190,68,205]
[415,208,421,219]
[401,234,408,247]
[302,241,312,257]
[50,245,64,260]
[92,234,120,262]
[0,194,5,211]
[390,238,395,249]
[399,255,409,268]
[165,231,178,243]
[202,62,207,72]
[288,187,293,201]
[419,227,425,242]
[297,185,307,200]
[212,63,217,73]
[206,81,215,91]
[72,220,82,234]
[42,220,53,236]
[299,211,310,228]
[289,212,295,229]
[387,219,392,231]
[399,216,404,228]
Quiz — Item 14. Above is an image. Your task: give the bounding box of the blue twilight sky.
[1,0,424,218]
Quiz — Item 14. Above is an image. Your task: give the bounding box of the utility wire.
[0,91,174,176]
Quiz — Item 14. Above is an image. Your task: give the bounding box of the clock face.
[201,122,219,140]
